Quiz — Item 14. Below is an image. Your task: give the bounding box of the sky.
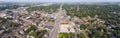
[0,0,120,2]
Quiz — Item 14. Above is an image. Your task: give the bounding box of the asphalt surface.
[49,4,63,38]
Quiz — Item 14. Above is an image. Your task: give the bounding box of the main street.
[49,4,63,38]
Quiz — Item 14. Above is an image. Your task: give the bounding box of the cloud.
[0,0,120,2]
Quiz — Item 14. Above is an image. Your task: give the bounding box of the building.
[59,20,75,33]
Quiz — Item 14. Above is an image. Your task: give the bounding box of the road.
[49,4,63,38]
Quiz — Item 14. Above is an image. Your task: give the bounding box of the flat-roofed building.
[59,24,75,33]
[59,20,75,33]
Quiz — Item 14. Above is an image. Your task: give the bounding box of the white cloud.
[0,0,120,2]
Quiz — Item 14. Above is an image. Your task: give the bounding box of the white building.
[59,24,75,33]
[0,13,6,17]
[59,20,75,33]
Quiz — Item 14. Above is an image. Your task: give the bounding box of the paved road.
[49,4,63,38]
